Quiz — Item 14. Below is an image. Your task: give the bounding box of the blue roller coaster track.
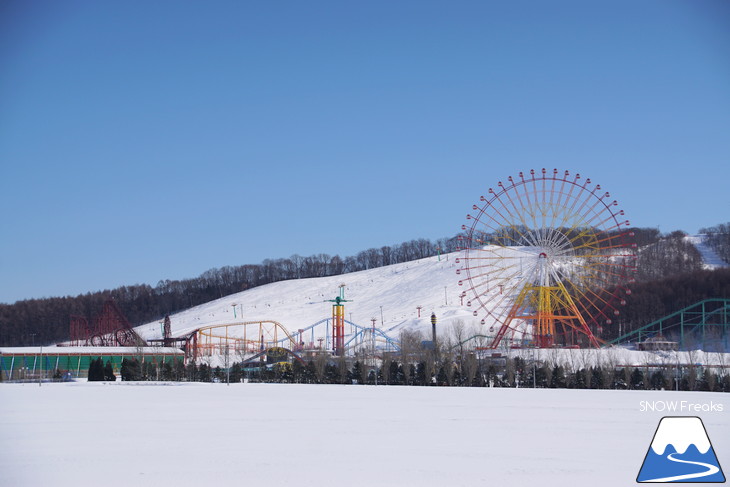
[278,318,400,353]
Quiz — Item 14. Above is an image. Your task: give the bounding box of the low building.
[0,346,184,381]
[637,335,679,352]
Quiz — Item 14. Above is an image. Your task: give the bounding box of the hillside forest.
[1,226,729,347]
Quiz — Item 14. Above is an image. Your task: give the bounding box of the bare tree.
[313,352,328,383]
[399,329,423,384]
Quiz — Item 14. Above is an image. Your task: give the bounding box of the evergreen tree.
[198,363,212,382]
[185,361,197,382]
[534,365,550,388]
[376,366,385,385]
[396,364,407,385]
[414,362,427,386]
[104,360,116,381]
[590,367,604,389]
[471,370,485,387]
[120,358,129,381]
[352,361,365,385]
[230,362,243,383]
[172,359,184,381]
[679,374,691,391]
[407,363,417,386]
[697,369,713,391]
[324,364,339,384]
[630,368,645,390]
[120,358,142,381]
[720,374,730,392]
[650,370,666,390]
[436,365,449,386]
[485,365,498,387]
[550,365,567,388]
[161,361,173,381]
[451,365,462,387]
[304,361,317,384]
[142,361,157,380]
[276,363,293,383]
[87,357,104,381]
[389,362,402,385]
[366,369,377,385]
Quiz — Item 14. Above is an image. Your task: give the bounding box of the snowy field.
[1,383,728,487]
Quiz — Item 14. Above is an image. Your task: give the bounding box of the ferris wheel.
[457,168,637,349]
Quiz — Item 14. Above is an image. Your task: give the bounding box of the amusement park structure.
[187,320,295,361]
[69,300,146,347]
[329,284,350,356]
[607,298,730,352]
[457,169,638,349]
[139,286,400,365]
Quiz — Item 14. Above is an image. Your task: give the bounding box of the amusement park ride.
[61,168,730,368]
[457,168,637,349]
[328,284,350,356]
[69,300,145,347]
[64,168,730,364]
[137,285,400,365]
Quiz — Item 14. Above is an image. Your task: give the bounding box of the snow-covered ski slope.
[135,239,727,353]
[685,234,729,270]
[136,252,475,341]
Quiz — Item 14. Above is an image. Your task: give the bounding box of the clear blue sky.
[1,1,729,304]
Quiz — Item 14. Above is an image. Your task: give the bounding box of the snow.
[131,251,730,367]
[505,347,730,368]
[650,417,711,455]
[685,234,729,270]
[135,252,475,342]
[1,382,727,487]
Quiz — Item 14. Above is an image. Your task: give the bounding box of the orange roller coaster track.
[191,321,295,361]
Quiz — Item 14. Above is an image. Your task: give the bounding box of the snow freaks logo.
[637,417,726,483]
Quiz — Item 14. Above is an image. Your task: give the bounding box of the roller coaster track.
[181,318,400,361]
[240,347,305,366]
[605,298,730,350]
[189,320,294,360]
[291,318,400,352]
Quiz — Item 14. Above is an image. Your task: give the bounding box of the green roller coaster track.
[606,298,730,351]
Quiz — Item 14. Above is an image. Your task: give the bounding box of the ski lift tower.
[328,284,351,356]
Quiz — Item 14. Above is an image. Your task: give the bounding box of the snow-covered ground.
[131,247,730,366]
[136,236,727,344]
[135,252,475,342]
[686,234,729,270]
[1,382,727,487]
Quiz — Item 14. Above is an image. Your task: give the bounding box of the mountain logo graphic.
[637,416,725,483]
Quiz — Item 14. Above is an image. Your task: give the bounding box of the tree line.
[0,226,727,347]
[104,356,730,393]
[634,229,703,282]
[613,268,730,340]
[0,236,460,346]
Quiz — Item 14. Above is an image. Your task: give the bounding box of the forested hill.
[0,236,460,346]
[1,228,728,347]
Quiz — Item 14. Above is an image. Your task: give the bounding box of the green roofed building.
[0,346,184,381]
